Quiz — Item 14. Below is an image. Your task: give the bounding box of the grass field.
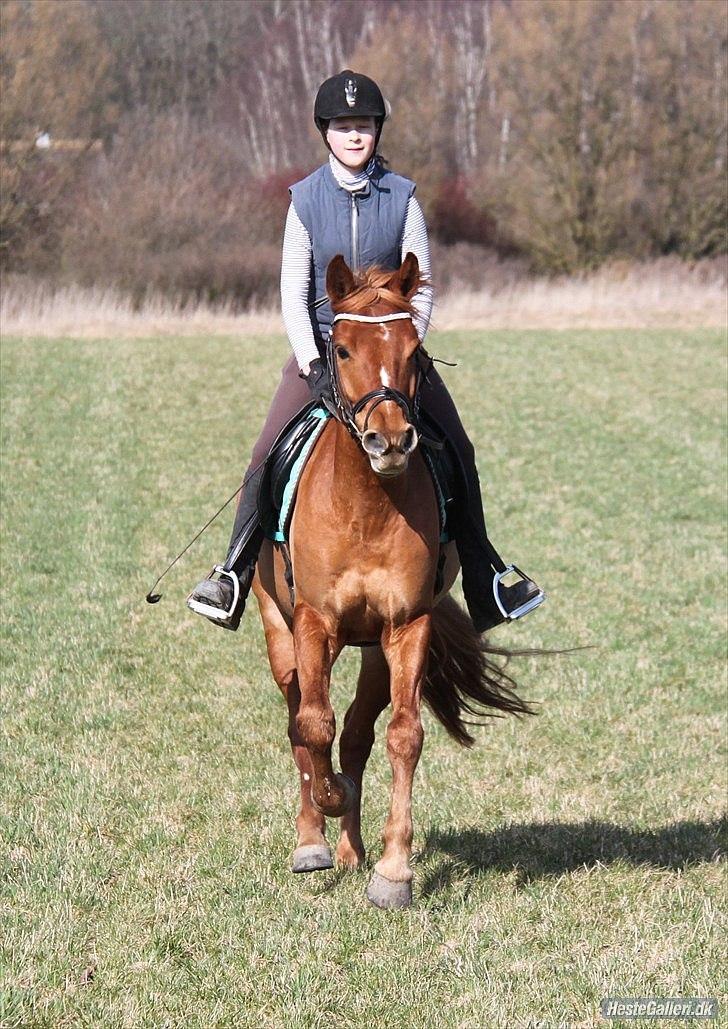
[1,327,726,1028]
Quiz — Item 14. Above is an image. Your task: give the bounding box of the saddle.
[257,403,457,545]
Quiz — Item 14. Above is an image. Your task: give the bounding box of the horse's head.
[326,252,426,479]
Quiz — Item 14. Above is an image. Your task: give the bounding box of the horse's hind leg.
[336,645,391,870]
[256,588,332,873]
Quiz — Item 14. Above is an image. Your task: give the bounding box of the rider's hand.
[302,357,332,405]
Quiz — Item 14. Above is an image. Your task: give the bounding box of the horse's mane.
[334,265,428,317]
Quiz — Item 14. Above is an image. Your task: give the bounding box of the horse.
[252,252,534,909]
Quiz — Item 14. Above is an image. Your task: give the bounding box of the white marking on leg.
[303,772,310,781]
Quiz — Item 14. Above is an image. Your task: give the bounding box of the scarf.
[328,152,378,192]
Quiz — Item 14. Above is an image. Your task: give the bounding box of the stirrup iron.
[493,565,546,621]
[186,565,240,624]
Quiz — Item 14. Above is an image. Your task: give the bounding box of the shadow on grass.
[419,816,727,894]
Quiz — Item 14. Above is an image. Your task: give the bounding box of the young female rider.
[188,70,544,632]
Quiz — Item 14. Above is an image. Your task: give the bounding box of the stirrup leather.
[492,565,546,621]
[186,565,240,623]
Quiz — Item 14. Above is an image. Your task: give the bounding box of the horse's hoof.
[311,773,357,817]
[366,871,413,910]
[335,843,366,870]
[291,844,334,873]
[337,774,357,811]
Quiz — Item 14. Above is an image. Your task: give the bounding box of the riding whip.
[144,460,264,604]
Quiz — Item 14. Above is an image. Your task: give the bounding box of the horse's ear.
[390,252,421,300]
[326,255,356,306]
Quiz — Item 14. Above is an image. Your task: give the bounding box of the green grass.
[1,328,726,1028]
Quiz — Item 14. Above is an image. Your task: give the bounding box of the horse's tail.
[423,595,538,747]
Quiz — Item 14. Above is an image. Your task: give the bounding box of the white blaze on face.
[380,323,392,386]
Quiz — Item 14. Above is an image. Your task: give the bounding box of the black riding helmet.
[314,70,389,152]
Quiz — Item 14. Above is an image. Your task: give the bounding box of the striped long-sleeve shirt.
[280,165,434,371]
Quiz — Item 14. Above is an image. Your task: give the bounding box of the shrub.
[58,111,305,309]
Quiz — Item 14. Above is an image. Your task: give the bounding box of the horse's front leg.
[293,602,357,817]
[367,613,431,910]
[336,645,392,869]
[254,576,332,873]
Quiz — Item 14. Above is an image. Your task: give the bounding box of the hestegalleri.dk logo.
[601,997,718,1020]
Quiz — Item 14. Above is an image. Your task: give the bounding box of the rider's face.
[326,116,377,171]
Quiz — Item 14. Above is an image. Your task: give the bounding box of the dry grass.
[0,277,282,340]
[1,259,726,340]
[434,259,727,331]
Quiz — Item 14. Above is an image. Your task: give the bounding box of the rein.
[326,312,439,447]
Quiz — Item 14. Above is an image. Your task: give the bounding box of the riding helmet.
[314,70,389,151]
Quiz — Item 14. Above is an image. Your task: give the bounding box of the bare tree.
[450,0,491,173]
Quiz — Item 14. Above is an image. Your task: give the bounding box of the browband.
[332,312,413,324]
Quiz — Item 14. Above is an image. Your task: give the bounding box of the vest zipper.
[350,191,360,271]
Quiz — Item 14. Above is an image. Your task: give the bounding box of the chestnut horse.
[252,253,533,909]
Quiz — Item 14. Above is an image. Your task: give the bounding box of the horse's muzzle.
[362,424,419,476]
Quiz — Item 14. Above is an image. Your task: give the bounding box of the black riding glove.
[302,357,332,406]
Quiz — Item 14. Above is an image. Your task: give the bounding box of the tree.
[0,0,115,140]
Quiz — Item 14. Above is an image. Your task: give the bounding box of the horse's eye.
[336,346,350,360]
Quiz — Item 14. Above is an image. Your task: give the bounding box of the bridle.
[325,311,434,445]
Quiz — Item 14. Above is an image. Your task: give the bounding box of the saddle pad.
[269,407,330,542]
[423,446,452,544]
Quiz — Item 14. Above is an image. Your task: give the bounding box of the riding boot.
[187,463,266,631]
[451,458,544,634]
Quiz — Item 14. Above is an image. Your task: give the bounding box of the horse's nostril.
[362,430,388,457]
[400,425,419,454]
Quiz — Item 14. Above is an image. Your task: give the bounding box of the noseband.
[325,312,431,444]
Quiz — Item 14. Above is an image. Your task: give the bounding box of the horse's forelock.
[333,265,421,317]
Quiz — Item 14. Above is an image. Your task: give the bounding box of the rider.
[188,70,544,633]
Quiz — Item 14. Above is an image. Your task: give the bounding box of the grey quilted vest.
[289,160,416,346]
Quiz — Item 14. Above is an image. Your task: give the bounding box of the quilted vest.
[288,160,416,346]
